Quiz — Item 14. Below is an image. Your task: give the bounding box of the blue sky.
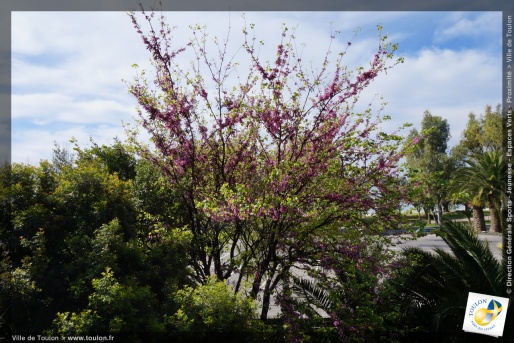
[11,11,502,164]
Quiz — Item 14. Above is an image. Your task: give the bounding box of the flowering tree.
[127,9,407,321]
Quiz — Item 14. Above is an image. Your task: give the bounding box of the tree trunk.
[424,207,432,224]
[250,270,264,300]
[250,251,273,300]
[260,277,273,320]
[488,199,501,233]
[437,203,443,225]
[471,205,486,232]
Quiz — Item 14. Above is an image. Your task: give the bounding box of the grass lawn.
[402,209,491,227]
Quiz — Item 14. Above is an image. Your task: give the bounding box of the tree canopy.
[126,9,408,323]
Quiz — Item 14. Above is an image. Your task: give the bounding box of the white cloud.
[12,93,134,124]
[11,11,501,163]
[12,13,149,99]
[12,127,87,165]
[435,12,501,42]
[12,124,134,165]
[361,46,500,149]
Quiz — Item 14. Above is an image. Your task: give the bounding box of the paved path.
[391,233,503,260]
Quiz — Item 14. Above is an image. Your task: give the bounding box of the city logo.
[474,299,502,326]
[463,292,510,337]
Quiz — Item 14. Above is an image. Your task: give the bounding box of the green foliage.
[419,110,451,155]
[168,276,260,336]
[451,104,503,161]
[459,112,483,154]
[89,219,125,277]
[283,232,407,342]
[1,142,193,337]
[389,221,512,340]
[131,160,183,225]
[54,267,165,336]
[52,158,135,232]
[404,111,457,223]
[482,104,502,151]
[54,309,100,336]
[73,139,137,181]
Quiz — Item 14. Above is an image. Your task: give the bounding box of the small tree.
[127,9,407,320]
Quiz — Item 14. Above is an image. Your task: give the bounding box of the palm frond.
[436,221,503,294]
[291,277,333,313]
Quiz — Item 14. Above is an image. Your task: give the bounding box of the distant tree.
[451,104,503,161]
[458,112,483,155]
[52,141,75,172]
[404,111,454,222]
[404,168,437,223]
[419,110,451,155]
[448,105,504,232]
[482,104,502,151]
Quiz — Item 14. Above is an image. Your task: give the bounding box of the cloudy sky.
[11,11,501,164]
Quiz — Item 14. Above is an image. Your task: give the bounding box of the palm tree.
[450,150,505,233]
[449,190,487,232]
[392,221,510,340]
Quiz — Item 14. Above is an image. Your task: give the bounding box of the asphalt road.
[391,232,504,260]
